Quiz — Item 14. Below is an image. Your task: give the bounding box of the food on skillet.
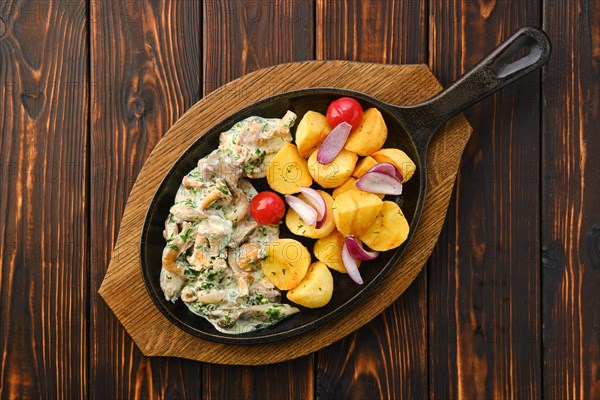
[271,98,415,289]
[160,111,301,334]
[160,96,416,334]
[266,143,312,194]
[307,148,358,188]
[287,261,334,308]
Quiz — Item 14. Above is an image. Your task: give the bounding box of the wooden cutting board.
[99,61,472,365]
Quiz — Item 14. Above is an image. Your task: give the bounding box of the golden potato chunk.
[344,108,388,156]
[267,143,313,194]
[287,261,334,308]
[332,189,383,236]
[352,156,378,178]
[262,238,311,290]
[314,230,361,273]
[332,177,384,199]
[358,201,409,251]
[307,148,358,189]
[295,111,331,158]
[332,177,357,199]
[285,190,336,238]
[371,148,416,183]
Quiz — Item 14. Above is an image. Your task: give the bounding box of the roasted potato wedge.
[267,143,313,194]
[332,177,384,199]
[307,148,358,189]
[262,238,311,290]
[332,189,383,236]
[285,190,336,238]
[352,156,378,178]
[344,108,387,156]
[358,201,409,251]
[371,148,416,182]
[286,261,334,308]
[295,111,331,158]
[332,177,358,199]
[314,230,361,273]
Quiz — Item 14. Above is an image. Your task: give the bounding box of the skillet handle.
[401,26,551,146]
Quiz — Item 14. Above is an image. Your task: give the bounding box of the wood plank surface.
[542,0,600,398]
[0,1,88,398]
[202,2,315,399]
[89,1,202,398]
[0,0,597,397]
[315,1,428,398]
[428,0,543,399]
[316,0,426,64]
[203,0,314,95]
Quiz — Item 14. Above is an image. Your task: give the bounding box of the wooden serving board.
[99,61,472,365]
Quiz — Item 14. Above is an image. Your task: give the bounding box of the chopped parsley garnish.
[266,307,281,320]
[223,312,234,327]
[216,184,230,196]
[180,227,195,241]
[202,268,221,282]
[246,293,265,306]
[200,281,215,290]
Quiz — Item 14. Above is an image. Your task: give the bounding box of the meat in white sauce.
[160,111,300,334]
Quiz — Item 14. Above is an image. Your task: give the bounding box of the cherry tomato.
[326,97,363,129]
[250,191,286,225]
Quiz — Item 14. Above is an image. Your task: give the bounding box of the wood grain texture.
[89,1,202,398]
[315,1,428,398]
[316,0,426,64]
[202,2,315,398]
[202,360,314,400]
[542,0,600,398]
[428,0,542,398]
[0,1,88,398]
[203,0,314,95]
[315,281,427,400]
[99,61,471,365]
[0,0,598,397]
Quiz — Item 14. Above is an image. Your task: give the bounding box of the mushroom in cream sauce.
[160,111,300,334]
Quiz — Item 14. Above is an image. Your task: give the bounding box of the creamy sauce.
[160,111,300,334]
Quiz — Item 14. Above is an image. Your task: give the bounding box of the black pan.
[140,26,551,344]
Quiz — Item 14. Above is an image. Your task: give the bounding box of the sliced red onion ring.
[315,209,327,229]
[356,171,403,195]
[341,241,363,284]
[367,162,403,182]
[298,187,326,217]
[345,236,379,260]
[299,186,327,229]
[317,122,352,164]
[285,195,318,226]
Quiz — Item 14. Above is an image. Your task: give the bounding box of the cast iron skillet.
[141,26,550,344]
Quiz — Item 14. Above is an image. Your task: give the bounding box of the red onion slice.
[298,187,326,217]
[345,237,379,260]
[341,241,363,284]
[317,122,352,164]
[315,206,328,229]
[367,162,403,182]
[299,187,327,229]
[356,171,403,195]
[285,195,318,226]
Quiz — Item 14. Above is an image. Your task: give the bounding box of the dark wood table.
[1,1,598,398]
